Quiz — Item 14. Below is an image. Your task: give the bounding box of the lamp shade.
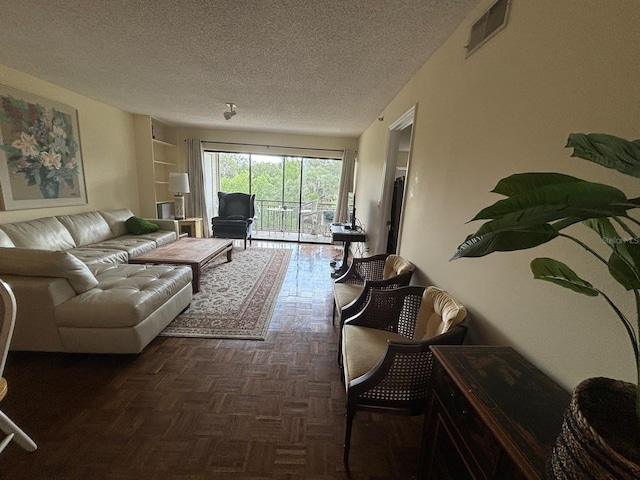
[168,173,190,194]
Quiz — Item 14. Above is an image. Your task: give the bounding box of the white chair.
[300,200,319,235]
[0,279,37,453]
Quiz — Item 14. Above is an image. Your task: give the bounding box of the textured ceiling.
[0,0,479,137]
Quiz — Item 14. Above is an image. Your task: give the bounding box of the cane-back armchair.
[332,253,414,326]
[340,285,468,466]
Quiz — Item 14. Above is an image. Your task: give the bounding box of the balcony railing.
[252,199,336,242]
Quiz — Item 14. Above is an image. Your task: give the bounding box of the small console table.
[330,224,366,278]
[421,346,570,480]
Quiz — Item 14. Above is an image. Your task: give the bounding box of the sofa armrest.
[0,247,98,293]
[144,218,179,236]
[2,275,75,352]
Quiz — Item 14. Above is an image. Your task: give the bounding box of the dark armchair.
[211,192,256,249]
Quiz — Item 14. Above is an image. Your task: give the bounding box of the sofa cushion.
[0,247,98,294]
[341,325,408,384]
[136,230,177,247]
[56,211,114,247]
[99,209,135,237]
[125,216,159,235]
[87,237,157,257]
[383,254,413,279]
[57,264,192,328]
[0,229,15,247]
[0,217,75,250]
[67,247,129,266]
[415,286,467,340]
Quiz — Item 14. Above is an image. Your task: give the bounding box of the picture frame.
[0,85,87,210]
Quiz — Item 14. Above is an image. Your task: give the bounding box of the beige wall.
[176,126,358,159]
[356,0,640,390]
[0,65,139,223]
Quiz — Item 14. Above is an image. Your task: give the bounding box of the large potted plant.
[451,133,640,479]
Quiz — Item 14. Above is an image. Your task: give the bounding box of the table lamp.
[168,172,190,220]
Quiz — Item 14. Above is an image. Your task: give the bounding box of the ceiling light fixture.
[223,103,237,120]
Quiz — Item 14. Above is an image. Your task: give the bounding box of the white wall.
[356,0,640,390]
[0,65,139,223]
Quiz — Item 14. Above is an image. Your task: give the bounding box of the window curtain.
[333,149,356,224]
[185,138,212,237]
[207,152,221,217]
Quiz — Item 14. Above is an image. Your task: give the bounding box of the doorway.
[376,106,415,254]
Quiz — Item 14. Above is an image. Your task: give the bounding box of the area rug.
[159,247,291,340]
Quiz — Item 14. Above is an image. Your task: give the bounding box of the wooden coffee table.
[128,238,233,293]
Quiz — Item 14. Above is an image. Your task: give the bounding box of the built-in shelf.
[134,115,182,217]
[152,138,176,148]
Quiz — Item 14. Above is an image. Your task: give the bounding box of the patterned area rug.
[160,247,291,340]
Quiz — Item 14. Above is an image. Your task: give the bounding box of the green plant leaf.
[472,181,628,222]
[581,218,640,289]
[451,225,558,259]
[551,216,586,231]
[530,257,599,296]
[567,133,640,178]
[583,217,632,260]
[473,205,622,238]
[607,241,640,290]
[492,172,582,197]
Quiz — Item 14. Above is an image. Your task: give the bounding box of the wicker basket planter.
[547,377,640,480]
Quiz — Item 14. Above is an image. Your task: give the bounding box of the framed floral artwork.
[0,85,87,210]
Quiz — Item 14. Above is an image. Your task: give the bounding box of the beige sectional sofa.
[0,209,192,354]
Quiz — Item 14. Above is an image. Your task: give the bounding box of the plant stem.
[562,231,640,416]
[614,215,639,240]
[597,289,638,359]
[558,233,609,265]
[635,290,640,417]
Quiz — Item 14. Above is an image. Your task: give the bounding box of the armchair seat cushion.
[333,283,363,311]
[211,218,250,228]
[342,325,408,384]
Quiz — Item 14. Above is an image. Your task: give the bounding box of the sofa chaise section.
[0,209,192,354]
[0,248,192,354]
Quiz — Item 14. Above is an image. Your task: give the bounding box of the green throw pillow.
[125,216,159,235]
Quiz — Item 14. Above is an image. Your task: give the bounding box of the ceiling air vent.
[465,0,510,58]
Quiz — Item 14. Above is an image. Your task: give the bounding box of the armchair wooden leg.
[343,405,356,467]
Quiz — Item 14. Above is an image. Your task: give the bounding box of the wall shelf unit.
[134,115,182,218]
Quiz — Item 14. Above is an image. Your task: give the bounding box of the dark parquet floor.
[1,241,423,479]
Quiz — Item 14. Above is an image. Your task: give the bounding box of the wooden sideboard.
[420,346,570,480]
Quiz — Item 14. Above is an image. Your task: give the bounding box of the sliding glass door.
[206,151,342,243]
